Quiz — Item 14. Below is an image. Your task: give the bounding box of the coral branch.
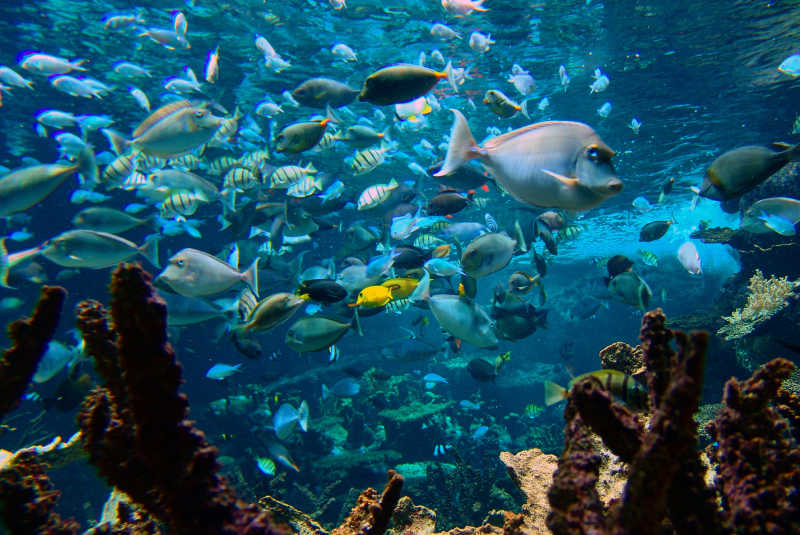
[332,470,404,535]
[709,358,800,533]
[76,264,280,535]
[0,285,66,419]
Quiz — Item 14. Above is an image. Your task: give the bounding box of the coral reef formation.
[717,269,797,340]
[74,265,279,535]
[0,286,66,419]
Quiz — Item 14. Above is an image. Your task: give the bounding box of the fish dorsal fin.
[484,121,588,149]
[133,100,192,138]
[770,142,792,151]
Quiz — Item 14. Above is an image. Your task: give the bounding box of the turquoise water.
[1,0,799,530]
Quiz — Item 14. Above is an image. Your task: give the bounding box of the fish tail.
[520,98,530,119]
[139,234,161,268]
[243,257,259,298]
[788,142,800,162]
[435,109,481,177]
[410,271,431,302]
[220,188,236,214]
[74,145,98,185]
[101,128,131,156]
[0,238,11,289]
[543,380,568,406]
[473,0,489,11]
[352,306,363,336]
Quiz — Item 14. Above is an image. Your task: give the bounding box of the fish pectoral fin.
[541,169,580,187]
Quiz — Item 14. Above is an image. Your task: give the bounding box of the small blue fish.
[629,118,642,134]
[8,230,32,242]
[70,190,111,204]
[124,203,149,214]
[319,180,345,203]
[632,196,652,213]
[366,250,399,279]
[472,425,489,440]
[597,102,612,118]
[0,297,24,310]
[778,54,800,77]
[433,443,451,456]
[423,372,448,384]
[205,363,242,380]
[459,399,481,410]
[256,457,276,476]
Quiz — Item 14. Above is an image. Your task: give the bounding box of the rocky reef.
[1,266,799,534]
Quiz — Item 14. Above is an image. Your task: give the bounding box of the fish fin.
[543,380,568,406]
[243,257,259,298]
[325,105,343,125]
[435,109,482,177]
[0,238,10,289]
[352,306,363,336]
[541,169,580,187]
[101,128,131,156]
[220,188,236,214]
[520,98,530,119]
[444,61,458,93]
[410,271,430,302]
[297,401,309,431]
[139,234,161,268]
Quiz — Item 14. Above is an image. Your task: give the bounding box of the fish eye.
[176,259,185,267]
[194,110,206,118]
[587,147,600,160]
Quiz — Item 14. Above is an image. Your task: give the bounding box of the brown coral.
[598,342,644,377]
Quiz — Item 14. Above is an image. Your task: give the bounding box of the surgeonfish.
[436,110,622,211]
[156,248,258,297]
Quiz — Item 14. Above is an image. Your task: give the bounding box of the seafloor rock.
[378,400,453,422]
[389,496,436,535]
[499,449,555,535]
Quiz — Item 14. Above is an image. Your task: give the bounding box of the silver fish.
[40,229,159,269]
[156,248,258,297]
[103,100,223,159]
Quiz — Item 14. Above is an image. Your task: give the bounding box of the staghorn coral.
[718,269,797,340]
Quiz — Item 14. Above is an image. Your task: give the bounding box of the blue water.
[1,0,799,530]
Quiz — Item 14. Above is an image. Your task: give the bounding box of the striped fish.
[168,154,201,170]
[544,369,648,408]
[160,190,207,217]
[103,153,136,184]
[351,143,390,175]
[242,149,270,167]
[136,152,167,170]
[210,107,242,145]
[287,176,323,198]
[269,163,316,189]
[414,233,445,249]
[317,131,338,151]
[208,155,241,176]
[120,171,149,190]
[357,179,398,210]
[223,166,260,190]
[384,297,411,315]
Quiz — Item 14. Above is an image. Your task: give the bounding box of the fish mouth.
[607,179,623,193]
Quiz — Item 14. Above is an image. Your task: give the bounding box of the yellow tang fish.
[349,285,393,308]
[381,277,418,299]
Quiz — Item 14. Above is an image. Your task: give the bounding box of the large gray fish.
[461,233,516,278]
[160,292,227,326]
[156,248,258,298]
[0,147,96,216]
[40,229,159,269]
[413,272,498,348]
[291,78,359,108]
[103,100,223,158]
[436,110,622,211]
[71,206,153,233]
[608,271,652,310]
[285,315,360,353]
[699,143,800,201]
